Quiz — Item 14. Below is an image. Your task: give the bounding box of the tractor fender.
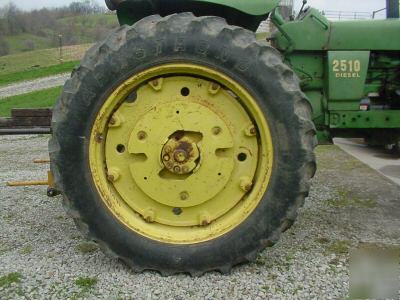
[105,0,279,31]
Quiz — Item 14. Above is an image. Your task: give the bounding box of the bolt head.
[240,177,253,192]
[95,133,104,143]
[173,166,181,173]
[180,191,189,200]
[163,154,170,161]
[137,131,147,140]
[174,150,187,162]
[245,125,257,137]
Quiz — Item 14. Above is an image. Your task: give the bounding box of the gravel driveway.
[0,74,69,99]
[0,135,399,299]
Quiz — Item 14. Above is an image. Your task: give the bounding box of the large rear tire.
[49,13,317,275]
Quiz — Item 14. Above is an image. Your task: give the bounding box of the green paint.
[109,1,400,144]
[194,0,279,15]
[327,51,370,101]
[330,111,400,129]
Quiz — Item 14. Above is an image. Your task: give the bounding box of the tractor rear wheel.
[50,14,316,275]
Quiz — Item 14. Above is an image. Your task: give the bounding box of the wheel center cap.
[161,132,200,174]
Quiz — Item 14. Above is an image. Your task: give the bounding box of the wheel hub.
[161,133,200,175]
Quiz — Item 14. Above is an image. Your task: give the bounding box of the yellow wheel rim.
[89,63,273,244]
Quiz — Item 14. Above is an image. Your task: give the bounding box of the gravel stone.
[0,135,399,299]
[0,74,69,99]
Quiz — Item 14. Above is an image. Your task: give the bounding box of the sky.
[0,0,388,13]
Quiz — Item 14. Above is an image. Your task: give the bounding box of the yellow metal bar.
[33,159,50,163]
[7,180,48,187]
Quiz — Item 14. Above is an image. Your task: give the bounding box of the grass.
[0,61,77,87]
[0,86,62,117]
[325,240,351,255]
[6,33,53,54]
[0,272,22,288]
[325,189,377,208]
[76,242,99,254]
[72,277,98,300]
[75,277,97,289]
[19,245,33,255]
[0,44,91,76]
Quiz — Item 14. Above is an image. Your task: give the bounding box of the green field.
[0,61,78,87]
[0,87,62,117]
[0,44,90,76]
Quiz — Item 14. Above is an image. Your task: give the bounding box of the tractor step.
[0,108,52,135]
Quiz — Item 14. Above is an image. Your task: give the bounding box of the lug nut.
[143,209,155,223]
[95,133,104,143]
[180,191,189,200]
[199,212,211,226]
[163,154,170,161]
[107,168,120,182]
[239,176,253,192]
[137,131,147,140]
[209,82,221,94]
[245,124,257,137]
[173,166,181,173]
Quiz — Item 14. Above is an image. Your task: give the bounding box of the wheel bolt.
[95,133,103,143]
[143,209,155,223]
[199,212,211,226]
[137,131,147,140]
[245,124,257,137]
[212,126,222,135]
[163,154,170,161]
[173,207,182,215]
[109,117,116,125]
[180,191,189,200]
[107,168,120,182]
[240,176,253,192]
[173,166,181,173]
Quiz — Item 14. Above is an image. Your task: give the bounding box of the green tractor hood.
[105,0,279,31]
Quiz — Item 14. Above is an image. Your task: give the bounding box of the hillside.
[2,14,118,55]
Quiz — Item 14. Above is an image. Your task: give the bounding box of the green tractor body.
[108,0,400,145]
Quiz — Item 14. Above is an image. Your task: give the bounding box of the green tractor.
[49,0,400,275]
